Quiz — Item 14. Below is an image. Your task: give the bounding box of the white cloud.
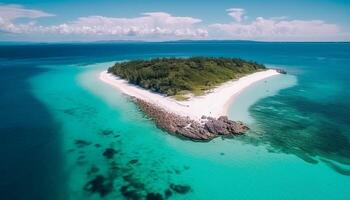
[43,12,208,38]
[210,9,342,41]
[0,4,54,34]
[0,4,54,21]
[0,4,348,41]
[226,8,245,22]
[0,5,207,39]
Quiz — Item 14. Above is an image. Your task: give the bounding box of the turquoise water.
[1,42,350,200]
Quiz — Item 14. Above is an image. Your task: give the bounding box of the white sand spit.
[100,69,279,120]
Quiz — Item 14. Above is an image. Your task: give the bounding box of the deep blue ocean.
[1,42,350,200]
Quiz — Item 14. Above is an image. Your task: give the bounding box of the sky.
[0,0,350,42]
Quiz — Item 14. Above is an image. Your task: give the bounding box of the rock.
[146,193,164,200]
[103,148,117,159]
[169,184,191,194]
[74,139,91,148]
[77,155,86,160]
[83,175,113,197]
[87,165,99,176]
[207,116,215,121]
[275,68,287,74]
[164,189,172,198]
[134,98,248,141]
[120,185,141,200]
[100,129,113,136]
[128,159,139,165]
[218,116,228,121]
[204,119,229,135]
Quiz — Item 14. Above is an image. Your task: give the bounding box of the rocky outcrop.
[133,98,248,141]
[275,68,287,74]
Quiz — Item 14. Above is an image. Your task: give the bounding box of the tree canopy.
[108,57,265,97]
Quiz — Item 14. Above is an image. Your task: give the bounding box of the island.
[101,57,281,141]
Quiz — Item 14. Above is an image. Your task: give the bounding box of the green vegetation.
[108,57,266,97]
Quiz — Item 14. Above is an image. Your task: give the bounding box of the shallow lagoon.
[1,42,350,199]
[29,61,350,200]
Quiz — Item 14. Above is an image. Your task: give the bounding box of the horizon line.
[1,39,350,45]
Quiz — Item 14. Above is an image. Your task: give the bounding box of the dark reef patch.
[122,174,145,190]
[321,159,350,176]
[77,155,86,160]
[100,129,114,136]
[146,192,164,200]
[63,108,77,116]
[74,139,92,148]
[103,148,117,159]
[128,159,139,165]
[123,174,133,182]
[242,86,350,175]
[77,128,192,199]
[83,175,113,197]
[120,185,142,200]
[169,184,191,194]
[109,160,120,171]
[164,189,172,198]
[79,145,194,199]
[294,153,319,164]
[87,165,100,176]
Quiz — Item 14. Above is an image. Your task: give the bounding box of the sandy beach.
[100,69,279,121]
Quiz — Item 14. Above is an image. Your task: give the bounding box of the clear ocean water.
[0,42,349,200]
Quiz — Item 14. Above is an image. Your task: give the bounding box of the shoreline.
[99,69,280,121]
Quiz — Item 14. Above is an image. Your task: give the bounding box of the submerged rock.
[100,129,114,136]
[134,98,248,141]
[321,159,350,176]
[164,189,172,198]
[77,155,86,160]
[83,175,113,197]
[87,165,99,176]
[146,193,164,200]
[103,148,117,159]
[120,185,141,200]
[169,183,191,194]
[63,108,76,115]
[128,159,139,165]
[74,139,92,148]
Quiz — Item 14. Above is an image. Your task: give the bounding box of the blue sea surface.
[0,42,350,200]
